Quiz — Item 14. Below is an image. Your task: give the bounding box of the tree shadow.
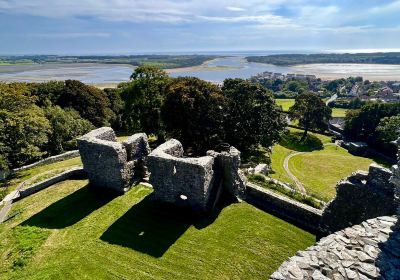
[21,184,117,229]
[279,131,323,152]
[376,219,400,279]
[100,196,193,258]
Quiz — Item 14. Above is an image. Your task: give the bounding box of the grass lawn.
[288,145,373,201]
[0,157,82,194]
[275,99,348,118]
[0,180,315,279]
[275,99,294,112]
[269,128,375,202]
[331,108,348,118]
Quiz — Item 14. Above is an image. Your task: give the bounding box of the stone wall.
[147,139,215,212]
[16,167,86,200]
[147,140,246,213]
[78,127,149,194]
[6,150,80,175]
[270,216,399,280]
[320,164,399,235]
[245,182,323,233]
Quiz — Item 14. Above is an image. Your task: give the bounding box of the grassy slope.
[275,99,348,117]
[1,157,82,193]
[289,145,373,201]
[0,180,315,279]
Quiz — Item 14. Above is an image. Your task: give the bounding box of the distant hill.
[246,53,400,66]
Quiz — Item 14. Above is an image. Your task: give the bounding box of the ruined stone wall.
[245,182,323,233]
[78,127,149,194]
[320,164,398,235]
[147,139,215,212]
[270,216,399,280]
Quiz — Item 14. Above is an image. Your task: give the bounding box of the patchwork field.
[0,180,315,279]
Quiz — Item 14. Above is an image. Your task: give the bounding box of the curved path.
[283,143,337,195]
[283,152,306,194]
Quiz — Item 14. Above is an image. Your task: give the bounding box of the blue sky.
[1,0,400,54]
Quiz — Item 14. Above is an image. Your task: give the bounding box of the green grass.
[0,157,82,194]
[331,108,348,118]
[248,174,323,209]
[275,98,348,118]
[269,128,376,202]
[275,99,294,112]
[0,180,315,279]
[288,145,373,201]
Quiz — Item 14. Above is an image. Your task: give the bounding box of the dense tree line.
[344,102,400,155]
[247,53,400,66]
[0,80,120,170]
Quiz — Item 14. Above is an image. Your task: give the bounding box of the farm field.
[0,180,315,279]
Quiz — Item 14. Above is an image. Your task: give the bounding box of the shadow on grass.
[21,184,117,229]
[280,131,323,152]
[100,194,232,258]
[242,146,271,166]
[100,196,192,258]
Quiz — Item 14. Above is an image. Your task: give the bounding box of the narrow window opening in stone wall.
[180,194,188,200]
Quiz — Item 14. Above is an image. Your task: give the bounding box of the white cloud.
[369,0,400,14]
[226,6,246,12]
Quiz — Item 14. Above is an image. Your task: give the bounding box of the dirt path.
[283,152,306,194]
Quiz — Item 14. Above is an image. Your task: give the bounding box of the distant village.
[253,71,400,103]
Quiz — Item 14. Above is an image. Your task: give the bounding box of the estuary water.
[0,56,399,85]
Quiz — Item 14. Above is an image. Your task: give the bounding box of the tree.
[376,115,400,144]
[58,80,114,127]
[120,66,169,139]
[0,83,50,168]
[222,78,286,151]
[344,102,400,142]
[44,106,94,154]
[103,88,124,130]
[28,81,65,106]
[161,77,226,153]
[289,93,331,141]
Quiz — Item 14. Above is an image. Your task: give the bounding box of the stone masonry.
[78,127,150,194]
[270,216,400,280]
[319,163,398,235]
[147,139,245,213]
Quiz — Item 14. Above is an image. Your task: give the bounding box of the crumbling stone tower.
[78,127,150,194]
[147,139,245,213]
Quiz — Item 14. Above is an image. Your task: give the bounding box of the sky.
[1,0,400,55]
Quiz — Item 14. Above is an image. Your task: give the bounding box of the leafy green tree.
[161,77,226,153]
[285,80,307,94]
[376,115,400,143]
[0,84,50,168]
[103,88,124,130]
[44,106,94,154]
[58,80,114,127]
[222,78,286,151]
[28,81,65,106]
[344,102,400,142]
[289,93,331,141]
[120,66,169,139]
